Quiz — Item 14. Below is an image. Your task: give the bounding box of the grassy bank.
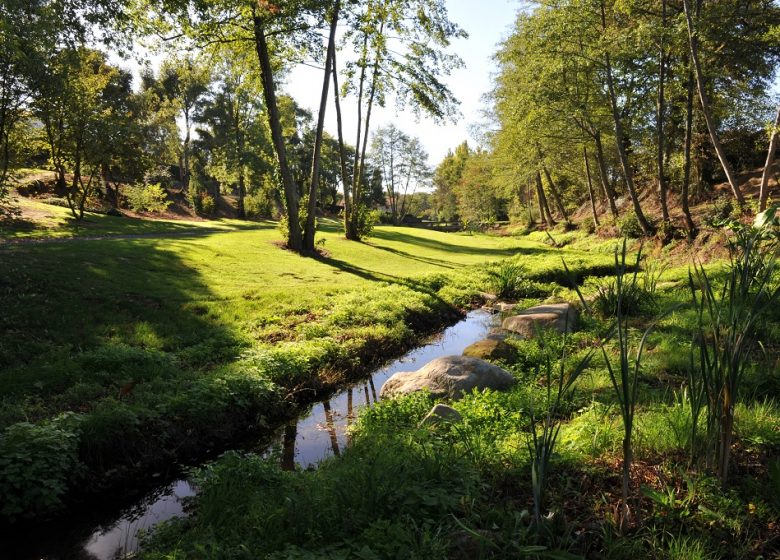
[0,219,618,522]
[137,229,780,560]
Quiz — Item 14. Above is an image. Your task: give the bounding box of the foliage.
[688,207,780,481]
[526,332,596,522]
[486,261,526,299]
[0,413,83,520]
[126,183,171,214]
[616,214,645,239]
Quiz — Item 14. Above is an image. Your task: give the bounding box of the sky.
[284,0,523,168]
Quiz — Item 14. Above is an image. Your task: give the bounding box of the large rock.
[502,303,577,338]
[462,338,517,362]
[380,356,515,400]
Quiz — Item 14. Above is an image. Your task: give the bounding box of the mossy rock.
[462,338,517,362]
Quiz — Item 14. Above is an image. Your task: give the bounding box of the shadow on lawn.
[0,237,242,404]
[370,228,522,257]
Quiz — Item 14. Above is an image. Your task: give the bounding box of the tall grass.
[689,208,780,482]
[526,327,596,523]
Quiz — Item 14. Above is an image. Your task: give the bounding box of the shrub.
[486,261,528,299]
[353,207,380,239]
[0,413,83,520]
[616,213,644,238]
[199,193,216,216]
[245,193,273,218]
[126,183,171,214]
[580,216,596,234]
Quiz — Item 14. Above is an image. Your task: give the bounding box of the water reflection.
[279,309,497,470]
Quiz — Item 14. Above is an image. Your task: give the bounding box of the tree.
[338,0,465,240]
[371,125,430,224]
[33,48,132,219]
[433,142,469,222]
[759,104,780,211]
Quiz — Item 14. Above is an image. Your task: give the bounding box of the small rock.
[419,404,462,426]
[480,292,499,302]
[502,302,578,338]
[495,302,517,313]
[462,338,517,362]
[380,355,515,400]
[486,328,510,341]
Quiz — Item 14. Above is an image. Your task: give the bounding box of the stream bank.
[4,310,499,560]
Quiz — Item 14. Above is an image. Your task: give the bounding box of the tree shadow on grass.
[369,228,529,257]
[0,237,242,407]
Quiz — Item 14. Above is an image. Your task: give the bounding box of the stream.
[8,309,498,560]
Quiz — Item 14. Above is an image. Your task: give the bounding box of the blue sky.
[285,0,522,167]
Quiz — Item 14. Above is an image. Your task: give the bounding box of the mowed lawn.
[0,217,542,427]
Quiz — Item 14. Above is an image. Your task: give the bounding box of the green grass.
[132,230,780,559]
[0,216,624,521]
[1,196,251,239]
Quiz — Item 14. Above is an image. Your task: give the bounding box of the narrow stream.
[10,310,498,560]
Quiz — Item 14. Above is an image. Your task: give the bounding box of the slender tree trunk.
[759,104,780,211]
[536,170,555,226]
[657,0,670,223]
[183,108,191,191]
[303,0,340,251]
[542,164,568,222]
[330,49,353,238]
[350,25,384,237]
[682,65,697,235]
[252,11,302,251]
[682,0,744,206]
[347,33,370,239]
[584,146,599,226]
[595,132,618,218]
[600,1,652,235]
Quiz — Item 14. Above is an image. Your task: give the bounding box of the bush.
[354,207,380,239]
[0,413,84,520]
[245,193,273,218]
[580,216,596,234]
[126,183,171,214]
[592,277,656,317]
[199,193,216,216]
[617,213,644,238]
[486,261,527,299]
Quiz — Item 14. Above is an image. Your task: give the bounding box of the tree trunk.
[182,108,191,191]
[252,11,302,251]
[656,0,670,223]
[759,104,780,211]
[303,0,340,251]
[542,164,568,222]
[600,1,652,235]
[595,132,618,218]
[350,25,384,237]
[536,171,555,226]
[330,48,353,239]
[682,0,744,206]
[584,146,599,226]
[682,65,697,235]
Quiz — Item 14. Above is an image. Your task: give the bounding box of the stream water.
[7,310,498,560]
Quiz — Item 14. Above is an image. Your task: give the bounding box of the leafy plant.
[689,208,780,482]
[486,260,528,299]
[527,328,596,523]
[0,413,84,520]
[617,213,645,238]
[127,183,171,214]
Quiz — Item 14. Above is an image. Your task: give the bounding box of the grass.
[131,228,780,559]
[0,196,250,239]
[0,215,622,522]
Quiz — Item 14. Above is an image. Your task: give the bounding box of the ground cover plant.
[136,226,780,560]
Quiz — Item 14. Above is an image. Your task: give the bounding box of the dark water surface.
[7,310,497,560]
